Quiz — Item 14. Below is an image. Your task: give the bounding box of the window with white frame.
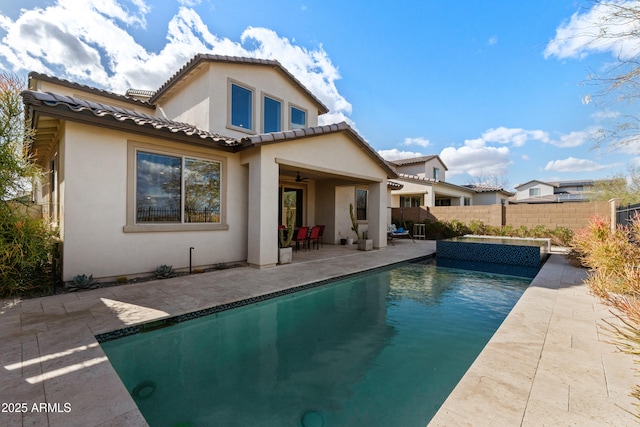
[464,197,471,206]
[433,167,440,180]
[230,83,253,130]
[290,106,307,129]
[263,96,281,133]
[356,188,368,221]
[136,151,221,224]
[529,188,540,197]
[400,196,421,207]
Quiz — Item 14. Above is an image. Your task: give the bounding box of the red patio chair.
[317,225,326,247]
[308,226,322,250]
[292,226,309,251]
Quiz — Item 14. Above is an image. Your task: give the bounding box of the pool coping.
[0,241,637,426]
[428,254,638,426]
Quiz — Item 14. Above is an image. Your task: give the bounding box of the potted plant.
[349,203,361,243]
[339,232,347,245]
[350,203,373,251]
[278,206,295,264]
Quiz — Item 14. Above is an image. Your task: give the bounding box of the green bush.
[0,204,58,297]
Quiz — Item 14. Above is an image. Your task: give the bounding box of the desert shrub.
[549,226,573,247]
[0,204,58,297]
[570,215,640,277]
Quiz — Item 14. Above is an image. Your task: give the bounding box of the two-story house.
[22,54,396,281]
[388,155,512,207]
[512,180,595,203]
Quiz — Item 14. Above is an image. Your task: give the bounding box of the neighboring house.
[22,54,396,281]
[388,156,512,207]
[512,180,596,203]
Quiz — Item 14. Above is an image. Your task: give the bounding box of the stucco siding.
[60,122,248,281]
[159,63,321,138]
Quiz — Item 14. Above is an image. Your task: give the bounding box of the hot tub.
[436,235,550,277]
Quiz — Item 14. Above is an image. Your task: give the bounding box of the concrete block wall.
[504,201,609,230]
[392,201,610,231]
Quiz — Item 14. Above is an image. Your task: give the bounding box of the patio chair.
[317,225,326,247]
[308,226,322,250]
[292,226,309,251]
[387,224,415,245]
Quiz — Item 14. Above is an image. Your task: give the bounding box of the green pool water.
[100,261,530,426]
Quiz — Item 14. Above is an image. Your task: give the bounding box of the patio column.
[246,151,279,268]
[368,181,387,249]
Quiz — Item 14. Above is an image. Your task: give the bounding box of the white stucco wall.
[516,182,554,200]
[59,122,248,281]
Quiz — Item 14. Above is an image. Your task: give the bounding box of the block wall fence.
[391,201,611,231]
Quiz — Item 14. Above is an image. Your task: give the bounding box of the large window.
[136,151,221,224]
[263,96,282,133]
[290,106,307,129]
[231,83,253,130]
[529,188,540,197]
[356,189,368,221]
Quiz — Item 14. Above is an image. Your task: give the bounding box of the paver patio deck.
[0,241,636,426]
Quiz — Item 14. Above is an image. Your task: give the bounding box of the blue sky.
[0,0,637,188]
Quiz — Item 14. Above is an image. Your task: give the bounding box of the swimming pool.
[100,260,530,426]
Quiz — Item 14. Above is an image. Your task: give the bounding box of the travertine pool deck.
[0,241,636,426]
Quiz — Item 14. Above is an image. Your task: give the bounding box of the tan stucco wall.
[159,62,321,138]
[59,122,248,281]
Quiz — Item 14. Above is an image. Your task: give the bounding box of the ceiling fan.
[295,172,308,182]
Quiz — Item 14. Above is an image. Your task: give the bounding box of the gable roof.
[150,54,330,114]
[514,179,553,190]
[389,155,448,170]
[241,122,397,178]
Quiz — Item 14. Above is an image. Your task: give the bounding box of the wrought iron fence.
[616,203,640,227]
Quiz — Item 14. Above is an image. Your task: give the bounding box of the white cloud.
[377,149,425,161]
[402,137,430,148]
[545,1,640,60]
[544,157,611,172]
[591,110,621,121]
[0,1,351,123]
[488,36,498,46]
[439,139,511,177]
[555,130,591,148]
[482,127,550,147]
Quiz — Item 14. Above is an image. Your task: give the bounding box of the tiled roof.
[462,184,514,195]
[21,90,239,147]
[28,72,154,108]
[396,172,438,183]
[242,122,397,178]
[387,181,404,190]
[389,155,438,166]
[150,54,330,114]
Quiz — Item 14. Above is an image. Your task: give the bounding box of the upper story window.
[529,188,540,197]
[263,95,282,133]
[136,151,221,225]
[290,106,307,129]
[433,167,440,180]
[230,82,253,131]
